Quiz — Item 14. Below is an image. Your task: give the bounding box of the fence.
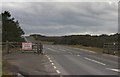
[103,43,119,55]
[2,41,43,54]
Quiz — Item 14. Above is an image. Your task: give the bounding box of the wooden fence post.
[37,43,39,54]
[6,41,9,53]
[103,44,105,53]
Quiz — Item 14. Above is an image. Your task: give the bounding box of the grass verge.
[67,45,119,56]
[68,45,103,53]
[2,60,15,75]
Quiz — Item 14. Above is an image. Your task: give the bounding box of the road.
[4,44,119,76]
[43,45,119,75]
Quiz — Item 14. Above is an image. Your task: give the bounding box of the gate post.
[6,41,9,53]
[107,44,109,54]
[37,43,39,54]
[40,43,43,54]
[103,44,105,53]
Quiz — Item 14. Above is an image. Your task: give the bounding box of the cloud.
[2,2,118,36]
[2,0,119,2]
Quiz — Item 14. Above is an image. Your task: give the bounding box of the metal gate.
[4,41,43,54]
[103,43,119,55]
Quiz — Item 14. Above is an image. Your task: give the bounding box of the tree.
[2,11,25,42]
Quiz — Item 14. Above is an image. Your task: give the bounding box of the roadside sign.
[22,42,32,50]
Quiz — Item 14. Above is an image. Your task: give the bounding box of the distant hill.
[30,34,61,43]
[30,33,119,48]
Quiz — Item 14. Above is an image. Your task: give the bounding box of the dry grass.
[68,45,103,53]
[41,41,54,45]
[2,61,10,75]
[68,45,119,56]
[2,60,16,75]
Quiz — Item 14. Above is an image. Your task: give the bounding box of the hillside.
[30,33,119,48]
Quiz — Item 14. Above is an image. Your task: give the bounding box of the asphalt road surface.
[43,45,119,75]
[4,44,119,76]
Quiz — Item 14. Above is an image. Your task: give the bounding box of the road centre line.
[106,68,120,72]
[84,57,106,66]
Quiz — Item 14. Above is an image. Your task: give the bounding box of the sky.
[1,0,119,36]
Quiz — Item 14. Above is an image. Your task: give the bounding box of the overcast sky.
[2,1,118,36]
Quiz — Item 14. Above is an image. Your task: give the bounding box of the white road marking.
[53,66,57,69]
[56,70,61,74]
[106,68,120,72]
[88,50,96,53]
[74,48,96,53]
[48,58,50,60]
[77,55,80,56]
[51,63,54,65]
[60,75,63,77]
[17,73,24,77]
[46,55,48,57]
[68,52,72,54]
[59,49,66,51]
[50,60,52,62]
[84,57,106,66]
[47,48,56,51]
[45,55,62,75]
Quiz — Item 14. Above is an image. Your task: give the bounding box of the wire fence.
[103,43,119,55]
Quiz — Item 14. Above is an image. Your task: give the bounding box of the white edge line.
[17,73,24,77]
[74,48,96,53]
[45,55,61,75]
[56,70,61,74]
[84,57,106,66]
[60,49,66,51]
[88,50,96,53]
[51,63,54,65]
[68,52,72,54]
[106,68,120,72]
[50,60,52,62]
[53,66,57,69]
